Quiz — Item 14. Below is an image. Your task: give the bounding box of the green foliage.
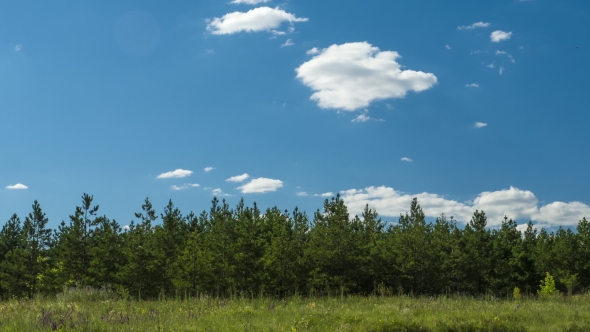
[1,193,590,300]
[538,272,559,297]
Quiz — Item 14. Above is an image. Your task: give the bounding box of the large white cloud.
[340,186,590,227]
[295,42,437,111]
[238,177,283,193]
[206,7,308,35]
[6,183,28,190]
[156,169,193,179]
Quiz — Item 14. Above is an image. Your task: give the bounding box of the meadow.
[0,288,589,331]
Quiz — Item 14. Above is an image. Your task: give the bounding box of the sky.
[1,0,589,231]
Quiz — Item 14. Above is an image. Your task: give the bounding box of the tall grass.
[0,288,589,331]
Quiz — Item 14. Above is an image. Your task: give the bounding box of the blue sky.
[1,0,589,230]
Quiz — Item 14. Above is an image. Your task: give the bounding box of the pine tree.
[459,210,492,294]
[54,193,101,287]
[21,201,52,298]
[88,217,124,288]
[0,214,26,298]
[304,195,358,295]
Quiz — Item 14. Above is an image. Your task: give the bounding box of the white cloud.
[238,177,283,193]
[486,62,495,68]
[14,45,22,51]
[314,192,334,197]
[156,169,193,179]
[340,186,590,227]
[351,110,383,123]
[474,122,488,128]
[171,183,200,191]
[495,50,507,55]
[496,50,516,63]
[123,225,130,231]
[230,0,270,4]
[351,113,370,123]
[211,188,232,197]
[499,67,505,75]
[204,167,215,172]
[470,50,482,55]
[401,157,413,162]
[458,22,490,30]
[226,173,250,182]
[306,47,320,55]
[490,30,512,42]
[296,192,308,196]
[295,42,437,111]
[281,38,294,47]
[465,83,480,88]
[445,44,451,50]
[206,7,308,35]
[6,183,28,190]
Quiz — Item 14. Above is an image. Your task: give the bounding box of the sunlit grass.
[0,289,589,331]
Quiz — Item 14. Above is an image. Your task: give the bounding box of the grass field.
[1,288,589,331]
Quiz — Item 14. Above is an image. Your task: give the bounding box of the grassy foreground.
[1,290,589,331]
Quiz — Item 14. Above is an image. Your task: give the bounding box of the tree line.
[1,193,589,300]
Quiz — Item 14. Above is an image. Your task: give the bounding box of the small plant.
[513,287,521,300]
[538,272,559,297]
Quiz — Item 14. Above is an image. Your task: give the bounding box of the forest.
[1,193,588,300]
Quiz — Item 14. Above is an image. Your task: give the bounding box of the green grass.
[1,289,589,331]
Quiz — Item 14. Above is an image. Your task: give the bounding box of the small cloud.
[470,50,482,55]
[283,102,287,107]
[499,67,505,75]
[281,38,294,47]
[458,22,490,30]
[490,30,512,43]
[212,188,232,197]
[230,0,270,4]
[205,49,215,54]
[465,83,480,88]
[351,109,384,123]
[401,157,413,162]
[306,47,320,55]
[475,122,488,128]
[6,183,28,190]
[487,62,495,68]
[157,169,193,179]
[519,45,524,50]
[171,183,200,191]
[314,192,334,197]
[386,104,394,110]
[14,44,22,52]
[495,50,507,55]
[508,55,515,63]
[445,44,451,50]
[271,30,286,35]
[296,192,308,196]
[351,113,370,123]
[204,167,215,172]
[206,7,308,35]
[238,177,283,193]
[123,225,130,231]
[226,173,250,182]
